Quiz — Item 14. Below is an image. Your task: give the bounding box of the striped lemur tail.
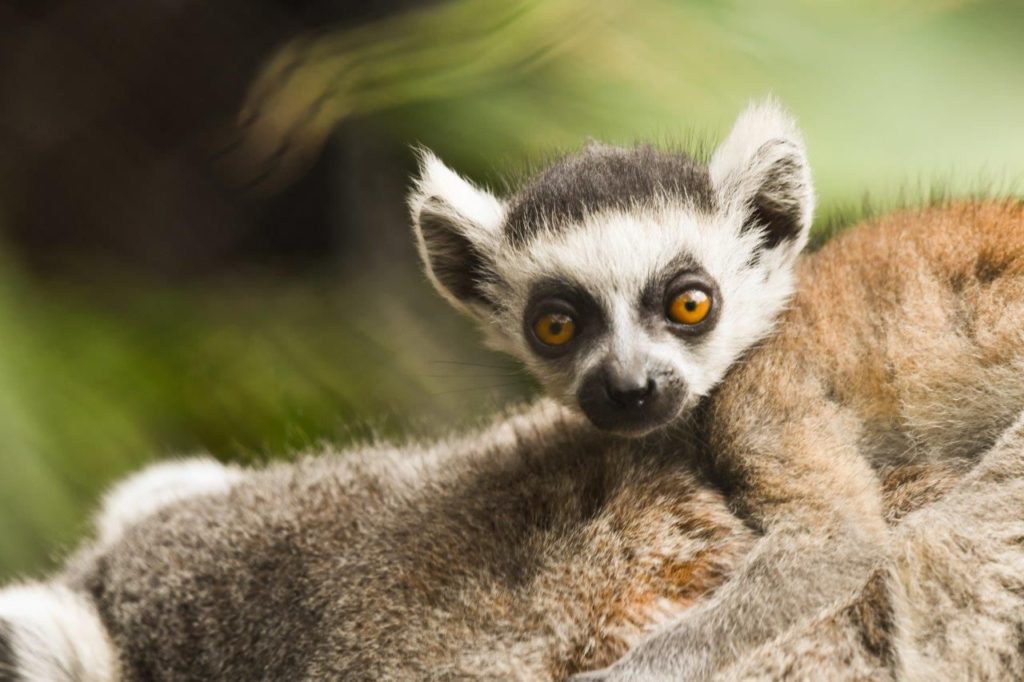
[0,456,241,682]
[0,456,240,682]
[0,582,118,682]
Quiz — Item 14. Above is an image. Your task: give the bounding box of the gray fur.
[716,411,1024,681]
[573,197,1024,680]
[11,405,1024,681]
[0,619,19,682]
[1,102,1023,682]
[502,144,716,246]
[58,404,753,680]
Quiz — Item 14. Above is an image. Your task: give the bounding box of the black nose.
[578,365,678,434]
[605,373,656,409]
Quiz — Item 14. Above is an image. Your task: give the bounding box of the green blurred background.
[0,0,1022,580]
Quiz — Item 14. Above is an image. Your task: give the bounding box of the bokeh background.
[1,0,1022,580]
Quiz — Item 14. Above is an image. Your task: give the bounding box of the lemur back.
[5,200,1021,681]
[576,214,1024,676]
[4,397,969,680]
[797,201,1024,463]
[55,404,756,680]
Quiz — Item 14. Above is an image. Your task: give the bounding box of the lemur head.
[410,99,814,435]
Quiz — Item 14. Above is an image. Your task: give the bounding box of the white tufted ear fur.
[710,98,814,253]
[409,150,506,318]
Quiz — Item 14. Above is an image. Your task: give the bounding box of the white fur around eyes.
[482,203,798,399]
[408,99,813,407]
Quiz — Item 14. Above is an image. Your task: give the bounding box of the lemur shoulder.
[0,101,1022,681]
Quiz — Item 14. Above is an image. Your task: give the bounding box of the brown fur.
[2,203,1022,681]
[718,411,1024,681]
[715,200,1024,524]
[587,201,1024,678]
[52,407,967,681]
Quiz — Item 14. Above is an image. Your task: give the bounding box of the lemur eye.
[668,288,712,326]
[533,313,576,346]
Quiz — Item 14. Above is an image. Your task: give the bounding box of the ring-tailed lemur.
[1,101,1023,680]
[407,100,1024,680]
[410,102,811,437]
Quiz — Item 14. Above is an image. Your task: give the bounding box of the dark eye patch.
[523,279,606,358]
[639,253,700,312]
[640,255,721,337]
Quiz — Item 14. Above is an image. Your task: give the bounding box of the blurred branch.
[224,0,988,194]
[222,0,622,192]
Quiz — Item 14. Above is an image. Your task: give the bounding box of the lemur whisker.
[423,372,525,379]
[429,359,522,370]
[428,383,525,396]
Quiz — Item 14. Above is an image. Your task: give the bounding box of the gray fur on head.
[410,98,814,434]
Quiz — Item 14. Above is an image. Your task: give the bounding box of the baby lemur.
[1,101,1022,681]
[411,101,1024,678]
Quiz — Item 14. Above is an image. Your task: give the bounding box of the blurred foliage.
[236,0,1024,203]
[2,0,1023,579]
[0,262,534,578]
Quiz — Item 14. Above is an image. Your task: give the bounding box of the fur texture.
[1,103,1022,680]
[0,583,119,682]
[716,410,1024,681]
[95,456,242,548]
[410,100,814,434]
[4,405,1015,681]
[579,200,1024,680]
[4,201,1022,681]
[411,100,1024,678]
[56,402,756,680]
[502,144,715,246]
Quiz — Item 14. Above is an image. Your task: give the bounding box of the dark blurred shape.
[0,0,427,279]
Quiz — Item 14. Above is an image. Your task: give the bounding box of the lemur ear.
[709,98,814,252]
[409,150,506,317]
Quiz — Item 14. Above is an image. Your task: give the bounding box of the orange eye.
[668,289,711,325]
[533,313,576,346]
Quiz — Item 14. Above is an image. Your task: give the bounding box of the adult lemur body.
[1,102,1023,680]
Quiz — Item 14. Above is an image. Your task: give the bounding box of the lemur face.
[411,99,814,435]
